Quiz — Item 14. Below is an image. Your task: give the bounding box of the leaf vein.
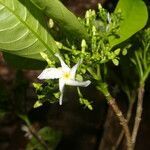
[0,1,54,54]
[0,21,20,32]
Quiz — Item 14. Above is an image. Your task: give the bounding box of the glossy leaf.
[110,0,148,47]
[0,0,58,61]
[30,0,88,40]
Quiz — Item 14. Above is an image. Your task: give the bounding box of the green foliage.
[26,127,61,150]
[0,0,58,68]
[33,1,149,106]
[57,6,125,81]
[83,7,123,65]
[0,0,148,69]
[107,28,150,103]
[0,0,149,112]
[77,87,93,110]
[33,81,60,107]
[30,0,88,41]
[79,98,93,111]
[19,114,31,126]
[110,0,148,46]
[131,28,150,84]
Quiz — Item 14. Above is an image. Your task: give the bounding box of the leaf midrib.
[0,1,53,53]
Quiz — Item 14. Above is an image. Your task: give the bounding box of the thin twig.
[106,96,133,150]
[28,126,50,150]
[132,85,144,149]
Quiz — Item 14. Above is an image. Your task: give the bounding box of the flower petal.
[66,80,91,87]
[59,92,63,105]
[70,61,81,79]
[38,68,62,79]
[55,53,70,72]
[59,78,65,105]
[59,78,65,92]
[21,125,28,132]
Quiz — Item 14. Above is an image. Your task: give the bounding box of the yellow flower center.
[63,72,71,79]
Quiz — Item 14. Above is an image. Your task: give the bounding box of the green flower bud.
[76,74,83,81]
[98,3,102,10]
[112,59,119,66]
[92,26,96,36]
[40,52,53,66]
[81,39,87,50]
[85,11,90,26]
[48,19,54,28]
[122,49,127,56]
[55,41,63,49]
[34,101,43,108]
[114,48,121,55]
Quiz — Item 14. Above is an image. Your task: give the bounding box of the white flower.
[38,54,91,105]
[21,125,33,139]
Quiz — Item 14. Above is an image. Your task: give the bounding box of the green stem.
[57,43,81,52]
[77,87,83,97]
[87,67,99,80]
[143,43,150,69]
[97,64,101,79]
[142,66,150,82]
[135,52,143,79]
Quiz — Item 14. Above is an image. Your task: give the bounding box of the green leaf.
[79,98,93,111]
[110,0,148,46]
[0,0,58,61]
[18,114,30,126]
[26,127,61,150]
[33,100,43,108]
[30,0,88,40]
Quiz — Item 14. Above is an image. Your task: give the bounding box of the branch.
[28,126,50,150]
[107,97,133,150]
[131,85,144,149]
[97,83,133,150]
[113,93,135,149]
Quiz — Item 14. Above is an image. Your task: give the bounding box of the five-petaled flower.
[38,54,91,105]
